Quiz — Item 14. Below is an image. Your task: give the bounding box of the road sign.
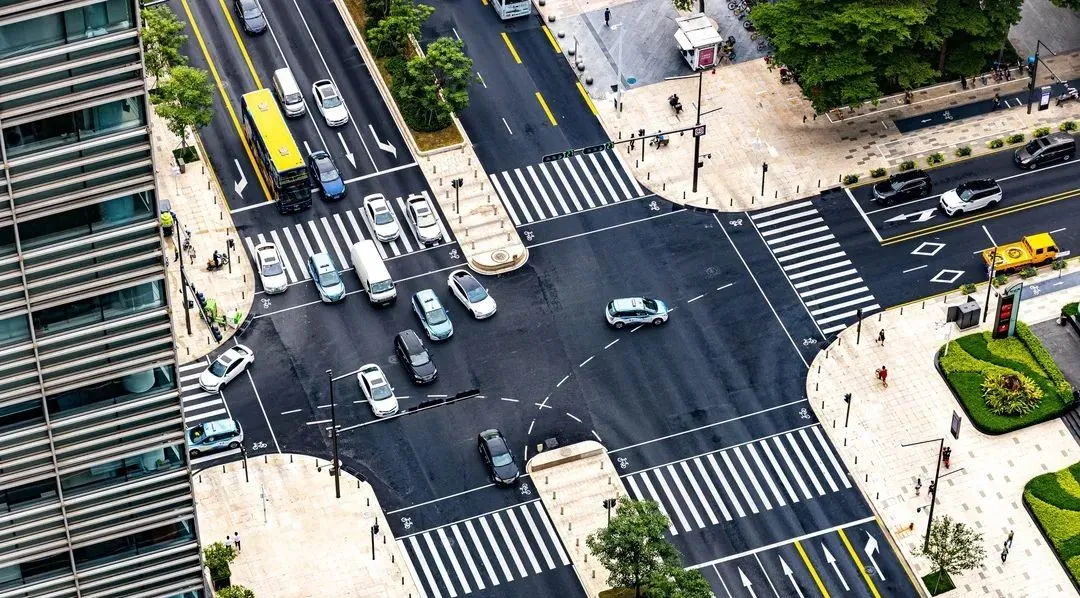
[542,150,574,163]
[693,124,707,137]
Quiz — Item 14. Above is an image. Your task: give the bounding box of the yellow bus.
[240,89,311,213]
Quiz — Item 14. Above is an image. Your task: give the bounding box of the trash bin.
[957,299,981,329]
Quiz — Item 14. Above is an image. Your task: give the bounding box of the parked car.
[233,0,267,34]
[939,179,1002,216]
[357,364,399,417]
[308,150,345,200]
[312,79,349,127]
[394,329,437,384]
[363,194,400,242]
[448,269,496,319]
[412,289,453,341]
[477,429,520,486]
[254,242,288,294]
[186,418,244,458]
[1014,132,1076,169]
[871,170,932,205]
[405,194,443,246]
[198,345,255,392]
[605,297,669,329]
[308,252,346,303]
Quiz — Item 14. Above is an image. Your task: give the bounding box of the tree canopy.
[152,65,215,150]
[141,5,188,83]
[913,515,987,579]
[750,0,1023,112]
[366,0,433,58]
[1049,0,1080,9]
[587,497,680,597]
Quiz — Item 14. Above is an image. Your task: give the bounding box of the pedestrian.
[233,531,241,552]
[1007,529,1014,548]
[961,76,968,90]
[992,92,1001,111]
[943,446,952,468]
[915,477,922,496]
[225,534,231,548]
[604,7,610,27]
[928,480,936,498]
[876,329,885,346]
[1001,547,1008,563]
[174,247,180,262]
[876,365,888,388]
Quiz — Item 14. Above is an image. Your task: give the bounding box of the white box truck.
[350,240,396,305]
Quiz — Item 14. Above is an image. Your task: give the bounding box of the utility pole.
[693,69,703,192]
[983,248,997,323]
[327,369,340,499]
[901,438,945,552]
[1027,40,1057,115]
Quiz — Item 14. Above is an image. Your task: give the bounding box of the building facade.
[0,0,205,596]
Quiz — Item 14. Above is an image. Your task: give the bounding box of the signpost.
[992,282,1023,339]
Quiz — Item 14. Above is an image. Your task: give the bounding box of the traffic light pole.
[983,248,997,323]
[1027,40,1057,115]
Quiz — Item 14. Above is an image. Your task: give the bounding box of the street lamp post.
[843,393,853,427]
[693,69,703,193]
[901,437,945,551]
[371,520,380,560]
[1027,40,1058,115]
[983,247,997,323]
[327,369,340,499]
[174,216,192,335]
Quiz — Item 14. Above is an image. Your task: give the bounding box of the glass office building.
[0,0,205,596]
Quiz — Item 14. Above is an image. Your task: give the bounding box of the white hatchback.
[405,194,443,246]
[358,364,399,417]
[363,194,400,242]
[199,345,255,392]
[312,79,349,127]
[255,242,288,294]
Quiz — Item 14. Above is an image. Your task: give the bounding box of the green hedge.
[1025,463,1080,588]
[1016,321,1074,401]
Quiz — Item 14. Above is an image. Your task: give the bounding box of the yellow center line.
[794,540,830,597]
[501,32,522,64]
[535,91,557,126]
[480,0,488,6]
[216,0,263,90]
[838,529,882,598]
[542,25,562,53]
[179,0,271,202]
[576,82,598,116]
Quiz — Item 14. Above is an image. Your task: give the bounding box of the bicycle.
[750,31,761,41]
[727,0,745,9]
[757,39,770,51]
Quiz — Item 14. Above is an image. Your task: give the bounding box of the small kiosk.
[674,13,722,70]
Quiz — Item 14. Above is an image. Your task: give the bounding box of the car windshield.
[316,160,339,183]
[642,298,659,312]
[426,307,447,325]
[416,207,436,227]
[371,280,394,293]
[890,179,908,191]
[1026,139,1049,153]
[262,260,284,276]
[321,92,342,108]
[370,381,392,401]
[318,271,340,287]
[465,284,487,303]
[374,210,394,225]
[208,360,228,377]
[957,187,976,202]
[492,450,513,467]
[241,1,261,18]
[410,350,429,367]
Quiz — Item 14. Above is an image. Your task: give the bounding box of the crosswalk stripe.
[599,150,632,199]
[332,213,355,250]
[772,233,836,254]
[772,436,813,499]
[813,427,852,488]
[563,157,596,208]
[746,443,787,507]
[422,533,458,598]
[421,191,453,246]
[346,210,386,260]
[785,433,826,496]
[321,217,349,268]
[732,446,775,509]
[800,429,839,491]
[491,512,528,578]
[504,508,541,574]
[489,175,523,226]
[463,520,500,586]
[804,286,870,307]
[186,407,226,420]
[693,458,732,521]
[679,460,718,525]
[282,227,310,279]
[758,438,799,503]
[666,464,705,529]
[651,469,693,532]
[477,517,514,582]
[588,154,619,203]
[548,160,583,211]
[537,163,571,213]
[398,540,431,598]
[797,275,862,295]
[179,362,206,374]
[776,242,842,263]
[706,453,746,517]
[759,217,824,237]
[410,536,445,598]
[632,473,678,535]
[822,323,848,334]
[244,236,259,268]
[306,220,328,255]
[526,165,559,217]
[500,171,533,223]
[435,528,471,595]
[750,200,813,220]
[574,155,607,205]
[720,451,759,514]
[392,196,413,257]
[292,223,314,257]
[189,446,240,466]
[610,149,644,196]
[809,295,876,316]
[783,251,847,272]
[817,304,879,325]
[753,209,819,229]
[788,260,852,280]
[533,502,570,566]
[513,168,547,220]
[766,225,832,245]
[183,399,222,414]
[267,230,297,281]
[519,504,556,570]
[180,389,214,402]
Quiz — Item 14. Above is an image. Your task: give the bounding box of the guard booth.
[674,13,721,71]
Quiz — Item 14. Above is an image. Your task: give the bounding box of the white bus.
[492,0,530,20]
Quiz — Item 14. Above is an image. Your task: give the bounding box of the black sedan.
[394,329,437,384]
[478,429,520,486]
[872,169,932,205]
[233,0,268,34]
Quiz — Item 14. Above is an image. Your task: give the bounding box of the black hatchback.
[233,0,268,34]
[478,429,520,486]
[394,329,437,384]
[872,170,932,205]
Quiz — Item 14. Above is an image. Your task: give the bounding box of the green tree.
[646,565,713,598]
[366,0,433,58]
[1049,0,1080,9]
[913,515,986,593]
[202,542,237,581]
[586,497,679,598]
[141,5,188,83]
[399,54,451,129]
[424,38,473,113]
[670,0,704,13]
[152,65,215,152]
[216,586,255,598]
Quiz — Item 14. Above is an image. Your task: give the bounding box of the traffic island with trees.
[1024,462,1080,591]
[936,322,1075,434]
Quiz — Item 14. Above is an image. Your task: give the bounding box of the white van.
[272,68,305,118]
[350,240,396,305]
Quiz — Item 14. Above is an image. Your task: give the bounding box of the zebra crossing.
[623,427,851,536]
[489,150,646,226]
[750,201,880,335]
[398,501,571,598]
[178,361,239,466]
[242,191,453,285]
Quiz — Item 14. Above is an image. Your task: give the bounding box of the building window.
[59,444,185,496]
[0,312,29,346]
[0,0,134,60]
[0,552,71,591]
[73,518,194,569]
[0,226,13,257]
[0,398,41,432]
[47,364,175,417]
[18,191,154,250]
[0,477,58,514]
[3,96,144,157]
[31,279,164,337]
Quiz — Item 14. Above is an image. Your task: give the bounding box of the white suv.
[939,179,1002,216]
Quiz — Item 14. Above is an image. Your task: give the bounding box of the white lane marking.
[463,520,500,586]
[982,224,997,247]
[845,187,884,243]
[579,356,594,367]
[687,293,706,303]
[689,516,878,569]
[604,339,619,349]
[534,502,571,566]
[903,264,929,273]
[422,533,456,598]
[477,517,514,582]
[773,435,813,499]
[750,200,814,220]
[398,539,432,598]
[693,458,732,521]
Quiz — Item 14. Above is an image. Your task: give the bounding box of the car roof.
[360,365,386,383]
[479,429,502,441]
[612,298,644,312]
[397,329,423,349]
[415,289,441,307]
[958,178,998,191]
[310,252,334,268]
[310,150,330,160]
[891,170,928,182]
[452,270,481,290]
[197,418,238,435]
[220,345,252,361]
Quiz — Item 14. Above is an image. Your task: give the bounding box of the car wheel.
[229,441,241,450]
[190,449,201,458]
[653,318,664,326]
[614,321,625,329]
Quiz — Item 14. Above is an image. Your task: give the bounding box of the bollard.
[844,438,847,446]
[818,179,821,187]
[635,160,639,168]
[367,498,370,507]
[855,455,858,464]
[208,180,211,190]
[775,190,778,198]
[822,400,825,409]
[663,182,666,191]
[576,538,579,547]
[433,165,437,173]
[878,313,882,321]
[290,455,293,463]
[568,521,572,531]
[730,198,733,206]
[545,476,549,485]
[683,191,686,199]
[865,474,869,482]
[601,461,604,470]
[647,172,651,180]
[561,506,564,515]
[220,211,223,220]
[900,306,904,315]
[815,382,818,391]
[797,185,800,193]
[922,301,925,309]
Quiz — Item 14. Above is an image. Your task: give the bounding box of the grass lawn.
[921,570,955,595]
[1025,462,1080,587]
[937,322,1074,434]
[598,589,638,598]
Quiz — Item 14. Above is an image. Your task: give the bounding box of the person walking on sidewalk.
[876,329,885,346]
[876,365,889,387]
[233,531,241,552]
[604,7,611,27]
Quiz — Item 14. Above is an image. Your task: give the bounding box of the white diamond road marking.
[911,241,946,256]
[930,269,965,284]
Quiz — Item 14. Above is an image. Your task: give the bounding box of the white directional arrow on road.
[369,124,397,158]
[337,132,356,168]
[865,531,887,580]
[779,557,805,598]
[233,159,247,197]
[822,543,850,591]
[885,207,938,224]
[738,567,757,598]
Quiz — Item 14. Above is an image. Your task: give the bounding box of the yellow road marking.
[838,529,881,598]
[179,0,271,202]
[501,32,522,64]
[217,0,264,89]
[576,82,598,116]
[542,25,562,53]
[481,0,487,6]
[794,540,830,597]
[881,187,1080,246]
[535,91,557,126]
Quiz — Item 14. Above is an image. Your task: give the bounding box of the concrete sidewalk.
[808,266,1080,596]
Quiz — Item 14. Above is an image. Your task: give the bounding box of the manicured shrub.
[1034,127,1052,138]
[988,138,1005,149]
[992,273,1009,287]
[955,145,972,157]
[1006,133,1026,144]
[959,282,977,294]
[1020,265,1038,278]
[1064,302,1079,317]
[926,152,945,165]
[843,174,859,185]
[870,167,887,178]
[899,160,915,171]
[1062,121,1078,132]
[1055,259,1069,271]
[982,372,1042,415]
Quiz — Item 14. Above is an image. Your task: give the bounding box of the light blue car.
[412,289,453,341]
[308,252,346,303]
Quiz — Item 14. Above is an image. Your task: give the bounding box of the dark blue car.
[308,150,345,200]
